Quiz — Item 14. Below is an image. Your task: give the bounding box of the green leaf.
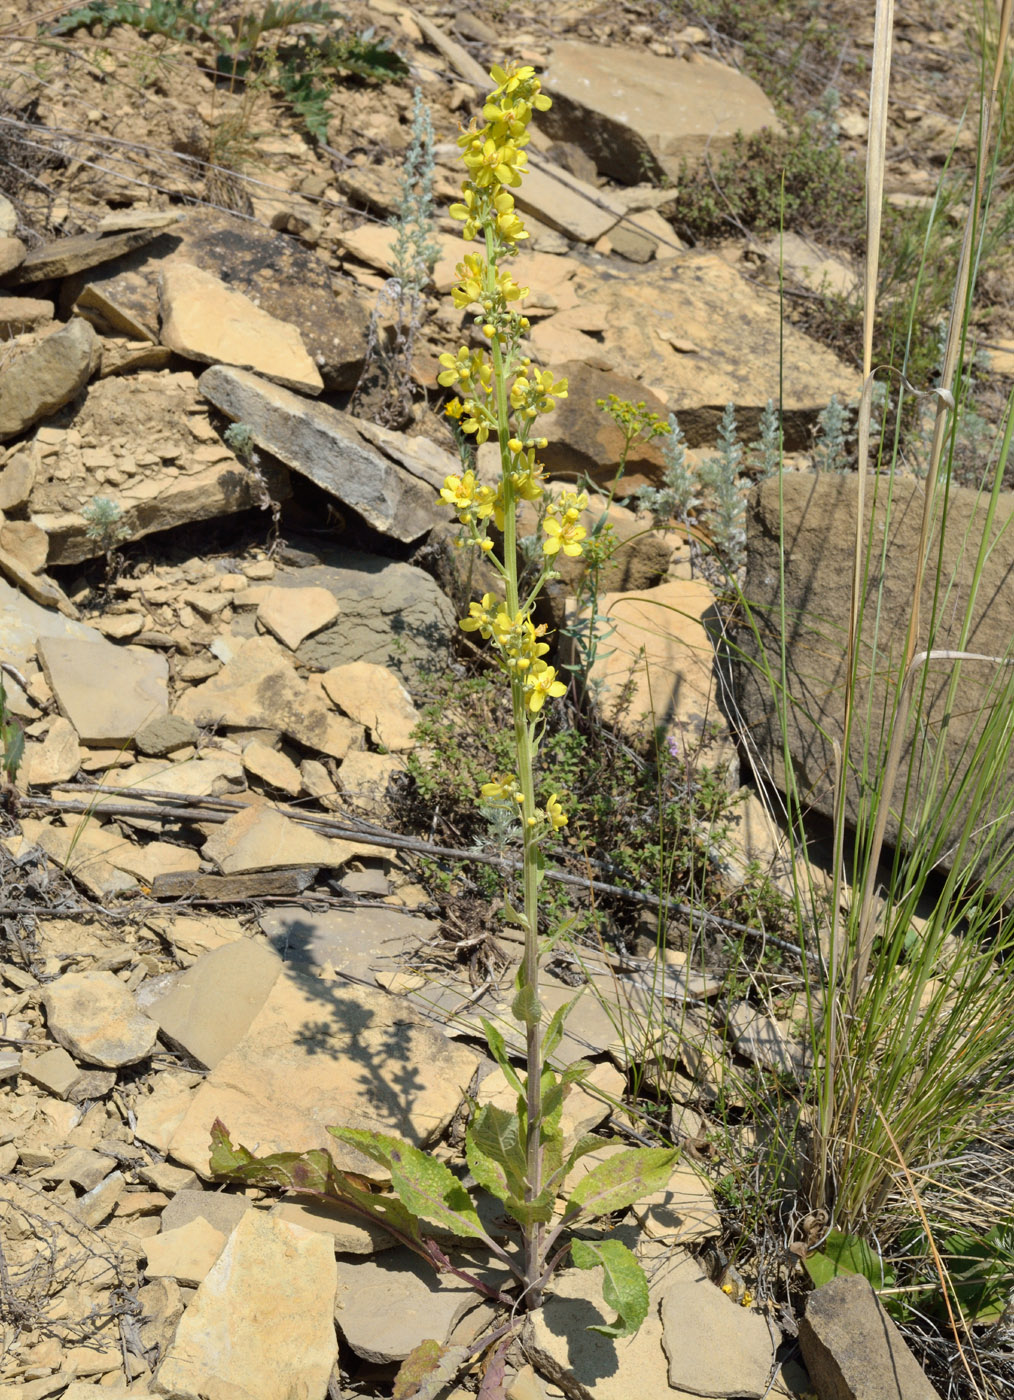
[208,1121,423,1246]
[466,1104,527,1203]
[550,1134,621,1193]
[512,978,541,1029]
[392,1340,470,1400]
[502,898,530,931]
[565,1147,678,1222]
[328,1128,487,1241]
[501,1191,556,1229]
[804,1230,896,1292]
[570,1238,650,1338]
[480,1018,525,1096]
[542,996,579,1062]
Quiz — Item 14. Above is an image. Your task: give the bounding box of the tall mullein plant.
[437,65,584,1293]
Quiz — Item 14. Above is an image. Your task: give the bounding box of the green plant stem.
[485,224,546,1302]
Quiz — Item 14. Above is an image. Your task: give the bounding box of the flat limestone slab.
[199,364,439,543]
[159,260,323,394]
[167,966,481,1180]
[38,633,168,746]
[153,1210,337,1400]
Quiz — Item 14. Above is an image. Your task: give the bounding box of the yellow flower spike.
[546,794,568,831]
[460,592,503,639]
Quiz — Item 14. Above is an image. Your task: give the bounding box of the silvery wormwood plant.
[210,61,679,1398]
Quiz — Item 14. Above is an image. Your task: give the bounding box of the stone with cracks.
[0,450,36,510]
[166,965,480,1180]
[541,41,781,181]
[0,318,101,442]
[531,256,854,465]
[9,220,178,284]
[143,1217,227,1287]
[734,474,1014,883]
[37,634,168,747]
[514,159,625,244]
[321,660,420,752]
[199,364,439,543]
[242,738,302,795]
[255,583,340,650]
[43,970,158,1068]
[142,939,283,1069]
[153,1210,337,1400]
[174,635,359,759]
[259,904,442,982]
[201,802,368,874]
[159,260,323,394]
[799,1273,940,1400]
[21,717,81,787]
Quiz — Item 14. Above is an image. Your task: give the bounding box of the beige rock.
[799,1273,938,1400]
[337,224,467,293]
[153,1210,337,1400]
[199,364,439,545]
[143,939,282,1069]
[104,838,202,886]
[44,969,158,1067]
[758,231,857,297]
[176,635,357,759]
[38,633,168,746]
[133,1071,202,1154]
[159,260,323,394]
[0,294,54,334]
[0,317,101,442]
[144,1217,227,1287]
[242,738,303,795]
[93,612,145,639]
[74,1169,125,1228]
[571,578,734,765]
[0,450,36,510]
[10,222,175,283]
[321,661,419,752]
[26,817,139,899]
[21,717,81,786]
[336,749,406,816]
[632,1162,722,1243]
[736,474,1014,882]
[202,802,366,874]
[167,913,247,962]
[541,41,781,178]
[0,235,26,274]
[167,965,480,1179]
[22,1045,84,1099]
[271,1197,397,1255]
[660,1273,774,1396]
[256,584,340,650]
[515,160,624,244]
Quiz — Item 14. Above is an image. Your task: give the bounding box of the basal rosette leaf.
[328,1127,487,1240]
[564,1146,678,1222]
[570,1237,649,1338]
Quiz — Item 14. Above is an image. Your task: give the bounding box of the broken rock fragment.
[153,1210,337,1400]
[159,260,323,394]
[37,632,168,746]
[0,317,101,442]
[43,969,158,1067]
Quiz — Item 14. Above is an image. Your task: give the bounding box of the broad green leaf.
[1,714,24,780]
[540,1060,590,1123]
[570,1237,649,1338]
[209,1121,422,1245]
[501,1191,556,1229]
[804,1230,896,1292]
[328,1128,486,1241]
[512,978,541,1028]
[392,1340,470,1400]
[550,1134,622,1193]
[470,1104,527,1185]
[466,1105,527,1204]
[480,1018,525,1095]
[565,1146,678,1222]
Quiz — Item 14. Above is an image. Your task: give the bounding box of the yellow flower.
[481,773,524,804]
[460,592,503,639]
[546,794,568,830]
[543,515,586,558]
[524,661,566,714]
